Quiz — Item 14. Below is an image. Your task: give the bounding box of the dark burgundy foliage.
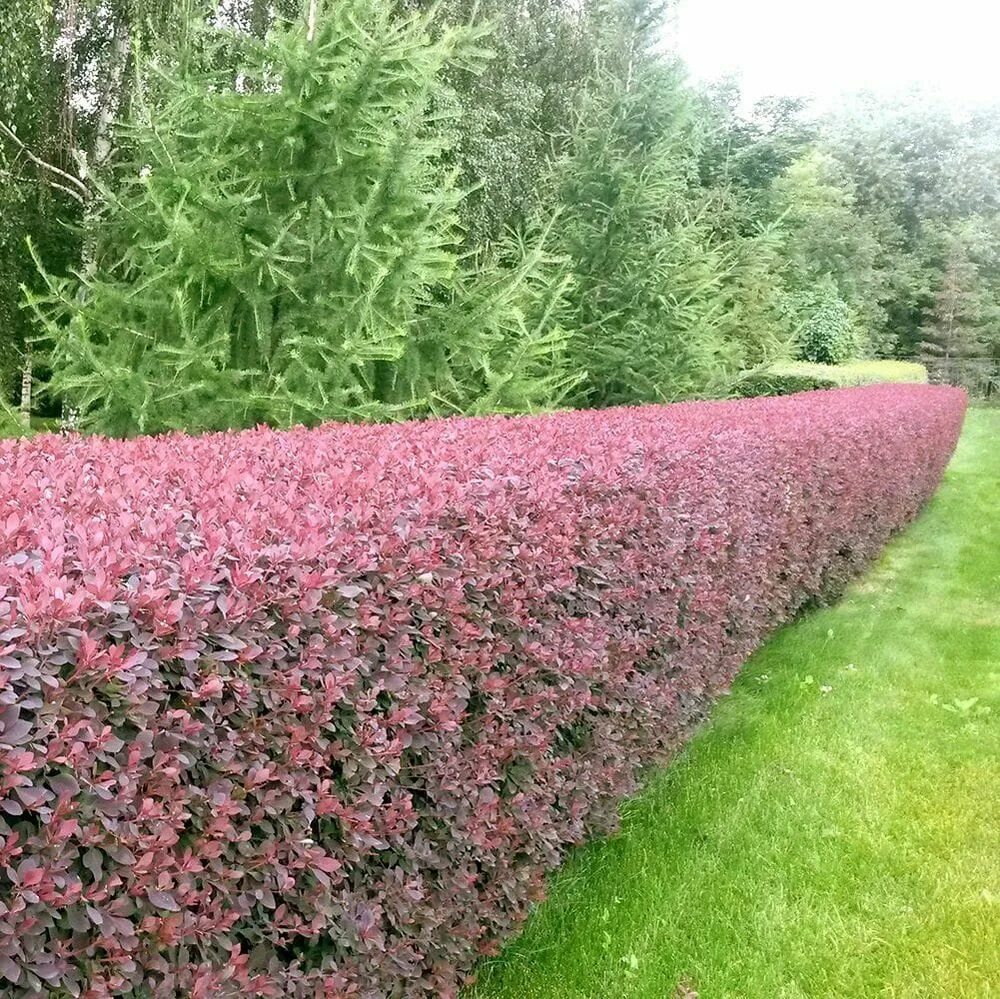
[0,386,966,997]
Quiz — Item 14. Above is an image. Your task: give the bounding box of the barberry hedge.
[0,385,965,997]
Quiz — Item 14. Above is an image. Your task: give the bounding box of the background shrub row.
[738,359,929,397]
[0,385,965,997]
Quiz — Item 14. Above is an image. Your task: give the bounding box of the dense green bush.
[737,360,929,397]
[792,281,857,364]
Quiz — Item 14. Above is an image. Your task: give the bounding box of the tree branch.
[0,120,89,200]
[0,166,87,204]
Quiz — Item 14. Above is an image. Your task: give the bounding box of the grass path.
[471,407,999,999]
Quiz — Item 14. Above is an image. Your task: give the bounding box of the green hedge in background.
[738,360,929,397]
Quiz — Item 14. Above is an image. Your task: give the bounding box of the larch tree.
[29,0,575,435]
[919,244,991,368]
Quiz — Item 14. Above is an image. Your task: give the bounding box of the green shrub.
[737,360,929,397]
[792,281,857,364]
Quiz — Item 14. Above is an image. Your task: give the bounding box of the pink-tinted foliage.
[0,385,965,997]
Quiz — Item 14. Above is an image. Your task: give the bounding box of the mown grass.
[471,407,999,999]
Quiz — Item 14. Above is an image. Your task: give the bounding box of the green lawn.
[471,407,999,999]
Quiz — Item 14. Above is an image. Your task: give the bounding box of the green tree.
[689,86,805,374]
[425,0,595,252]
[0,0,225,418]
[697,85,816,206]
[30,0,575,435]
[821,94,1000,359]
[555,0,740,406]
[710,213,795,371]
[770,149,890,356]
[918,224,1000,387]
[919,251,986,360]
[0,0,84,414]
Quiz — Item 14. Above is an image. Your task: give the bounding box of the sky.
[674,0,1000,112]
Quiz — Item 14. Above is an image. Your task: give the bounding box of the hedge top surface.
[737,360,931,398]
[0,384,946,573]
[768,360,930,385]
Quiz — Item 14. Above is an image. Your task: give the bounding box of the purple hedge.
[0,385,966,997]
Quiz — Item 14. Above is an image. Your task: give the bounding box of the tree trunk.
[93,23,131,171]
[59,0,78,153]
[80,18,131,276]
[250,0,269,37]
[19,348,32,429]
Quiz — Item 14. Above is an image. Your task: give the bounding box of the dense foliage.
[3,0,1000,427]
[0,0,80,406]
[0,4,983,994]
[792,280,856,365]
[556,50,733,406]
[0,385,965,996]
[26,2,577,434]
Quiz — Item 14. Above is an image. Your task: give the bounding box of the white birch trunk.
[80,19,131,276]
[19,348,32,429]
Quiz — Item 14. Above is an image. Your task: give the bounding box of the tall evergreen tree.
[919,244,991,368]
[424,0,595,253]
[30,0,574,435]
[554,0,739,407]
